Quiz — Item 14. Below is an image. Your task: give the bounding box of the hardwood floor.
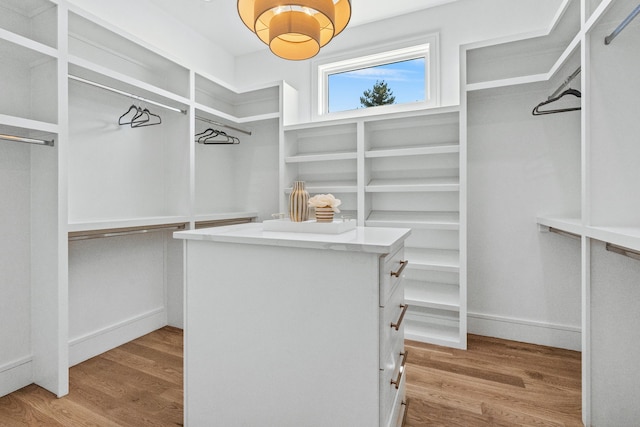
[404,335,583,427]
[0,329,582,426]
[0,327,183,427]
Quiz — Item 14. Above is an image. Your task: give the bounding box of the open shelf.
[0,0,57,49]
[0,37,57,125]
[404,248,460,273]
[285,181,358,194]
[195,73,279,120]
[365,142,459,158]
[404,309,462,348]
[404,280,460,311]
[366,211,459,230]
[285,151,357,163]
[68,11,189,98]
[366,177,459,193]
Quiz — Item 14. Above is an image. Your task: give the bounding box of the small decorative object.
[308,194,342,223]
[289,181,309,222]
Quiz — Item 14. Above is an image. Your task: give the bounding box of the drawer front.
[380,282,406,369]
[380,248,406,307]
[380,347,408,427]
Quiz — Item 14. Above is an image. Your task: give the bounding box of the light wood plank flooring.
[404,336,582,426]
[0,329,582,426]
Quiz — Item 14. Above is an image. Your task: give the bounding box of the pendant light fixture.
[238,0,351,60]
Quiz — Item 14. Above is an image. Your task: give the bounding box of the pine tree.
[360,80,396,107]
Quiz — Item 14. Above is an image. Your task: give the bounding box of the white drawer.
[380,282,406,368]
[380,247,406,307]
[380,347,408,427]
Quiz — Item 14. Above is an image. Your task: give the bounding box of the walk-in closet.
[1,0,639,425]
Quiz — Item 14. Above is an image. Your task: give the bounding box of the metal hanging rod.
[548,67,581,100]
[195,115,252,136]
[68,223,187,241]
[548,227,581,240]
[605,3,640,45]
[606,243,640,261]
[0,133,54,147]
[68,74,188,115]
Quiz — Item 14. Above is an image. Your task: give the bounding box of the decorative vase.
[289,181,309,222]
[314,206,334,223]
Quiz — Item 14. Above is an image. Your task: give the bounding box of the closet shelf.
[366,178,459,193]
[404,281,460,311]
[587,226,640,253]
[0,27,58,58]
[68,55,191,106]
[195,103,279,125]
[364,143,460,158]
[365,211,459,230]
[537,216,583,236]
[285,151,357,163]
[404,248,460,273]
[0,114,58,134]
[404,312,462,348]
[67,215,191,234]
[285,182,358,193]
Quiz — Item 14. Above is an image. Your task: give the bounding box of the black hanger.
[118,104,139,125]
[196,128,239,144]
[132,108,161,127]
[532,88,581,115]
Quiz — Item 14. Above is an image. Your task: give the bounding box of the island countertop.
[173,222,410,254]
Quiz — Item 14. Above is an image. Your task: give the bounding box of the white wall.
[65,0,235,84]
[467,85,582,350]
[234,0,564,122]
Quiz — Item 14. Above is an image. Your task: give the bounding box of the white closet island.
[175,223,410,427]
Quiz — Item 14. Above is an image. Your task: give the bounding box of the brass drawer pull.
[390,304,408,331]
[391,351,408,389]
[390,260,408,277]
[400,400,409,427]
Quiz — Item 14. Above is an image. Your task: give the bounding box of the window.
[314,35,439,119]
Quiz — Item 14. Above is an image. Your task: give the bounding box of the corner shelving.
[281,105,466,348]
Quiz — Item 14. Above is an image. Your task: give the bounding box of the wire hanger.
[195,128,240,145]
[532,67,581,116]
[118,102,162,127]
[532,88,581,115]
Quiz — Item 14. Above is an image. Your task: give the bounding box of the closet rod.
[68,223,186,241]
[0,133,54,146]
[68,74,188,115]
[604,4,640,45]
[195,115,252,136]
[549,227,581,240]
[605,243,640,261]
[548,67,581,100]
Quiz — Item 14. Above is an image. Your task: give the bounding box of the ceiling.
[148,0,460,57]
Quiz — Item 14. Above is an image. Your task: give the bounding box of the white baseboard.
[468,311,581,351]
[69,307,167,366]
[0,356,32,397]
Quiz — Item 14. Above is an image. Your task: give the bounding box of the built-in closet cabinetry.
[0,0,286,399]
[0,0,66,397]
[463,0,640,424]
[281,107,467,349]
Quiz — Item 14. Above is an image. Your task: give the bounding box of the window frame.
[312,34,440,121]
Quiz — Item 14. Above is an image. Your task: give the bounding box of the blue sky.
[328,58,426,112]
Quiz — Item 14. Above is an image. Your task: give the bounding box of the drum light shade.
[238,0,351,60]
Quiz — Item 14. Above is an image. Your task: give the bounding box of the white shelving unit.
[464,0,640,424]
[0,0,66,398]
[281,106,467,349]
[0,0,285,399]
